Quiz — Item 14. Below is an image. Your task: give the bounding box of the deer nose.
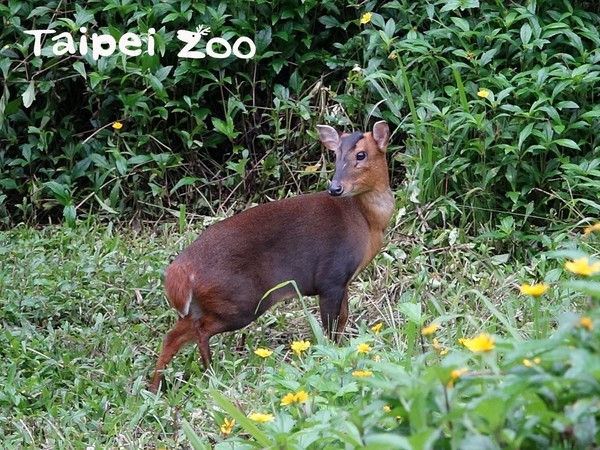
[328,181,344,196]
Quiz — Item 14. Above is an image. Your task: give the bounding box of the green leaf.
[553,138,580,150]
[318,15,339,28]
[440,0,462,12]
[561,281,600,297]
[170,176,201,194]
[45,181,71,204]
[271,58,285,74]
[181,419,209,450]
[520,23,532,45]
[398,302,422,325]
[365,435,412,450]
[451,17,470,32]
[94,194,119,214]
[518,122,534,149]
[63,205,76,226]
[479,48,497,66]
[73,61,86,80]
[210,389,272,448]
[22,81,36,108]
[154,65,172,82]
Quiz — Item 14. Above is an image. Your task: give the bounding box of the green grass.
[0,216,598,448]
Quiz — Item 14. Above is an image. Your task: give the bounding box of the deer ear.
[317,125,341,151]
[372,121,390,152]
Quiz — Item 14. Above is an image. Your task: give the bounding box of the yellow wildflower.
[248,412,274,423]
[383,405,391,412]
[565,257,600,276]
[280,393,295,406]
[580,316,594,331]
[459,333,495,353]
[519,283,549,297]
[280,390,309,406]
[584,223,600,236]
[477,88,490,99]
[421,323,440,336]
[433,338,448,356]
[466,51,475,59]
[294,390,309,403]
[112,121,123,130]
[352,370,373,377]
[254,348,273,358]
[220,418,235,435]
[523,357,541,368]
[360,12,373,25]
[389,53,398,60]
[356,343,372,354]
[291,340,310,356]
[371,323,383,334]
[447,367,468,387]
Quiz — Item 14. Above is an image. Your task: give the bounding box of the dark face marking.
[340,132,364,154]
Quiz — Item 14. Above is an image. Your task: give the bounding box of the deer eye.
[356,151,367,161]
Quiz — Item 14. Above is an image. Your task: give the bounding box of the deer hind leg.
[193,315,233,368]
[150,316,196,392]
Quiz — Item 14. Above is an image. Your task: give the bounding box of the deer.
[150,121,394,392]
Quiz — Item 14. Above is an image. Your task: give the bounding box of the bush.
[1,0,599,233]
[0,0,358,226]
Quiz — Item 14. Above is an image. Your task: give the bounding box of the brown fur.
[150,122,394,392]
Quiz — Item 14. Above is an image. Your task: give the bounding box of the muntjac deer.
[150,121,394,392]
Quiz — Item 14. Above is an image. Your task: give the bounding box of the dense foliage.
[2,1,600,447]
[1,221,600,448]
[1,0,599,230]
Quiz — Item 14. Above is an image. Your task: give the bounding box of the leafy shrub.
[330,0,600,231]
[0,0,358,226]
[1,0,599,234]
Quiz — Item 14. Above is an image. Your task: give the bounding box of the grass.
[0,212,598,448]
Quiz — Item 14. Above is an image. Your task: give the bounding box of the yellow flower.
[352,370,373,377]
[254,348,273,358]
[459,333,495,353]
[389,53,398,60]
[280,393,296,406]
[447,367,468,387]
[584,223,600,236]
[523,357,541,368]
[248,412,274,423]
[112,121,123,130]
[294,390,309,403]
[220,418,235,435]
[421,323,440,336]
[433,338,449,356]
[280,390,309,406]
[580,316,594,331]
[466,51,475,60]
[383,405,391,412]
[371,323,383,334]
[565,257,600,276]
[291,340,310,356]
[360,12,373,25]
[519,283,549,297]
[477,88,490,99]
[356,343,372,354]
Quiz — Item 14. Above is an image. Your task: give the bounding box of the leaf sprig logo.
[24,25,256,61]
